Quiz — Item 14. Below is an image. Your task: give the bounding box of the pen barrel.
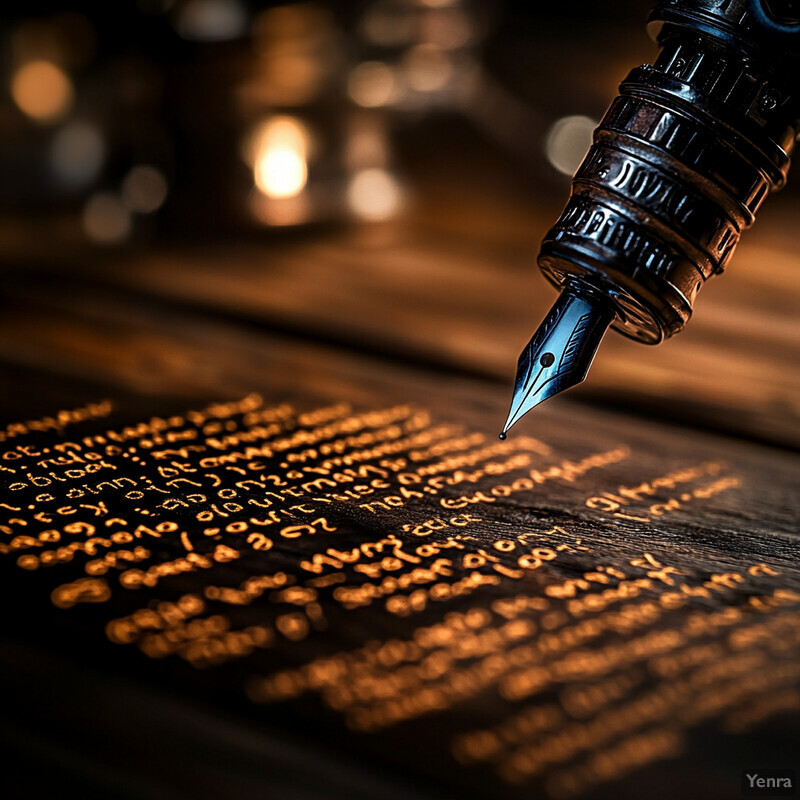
[538,0,800,344]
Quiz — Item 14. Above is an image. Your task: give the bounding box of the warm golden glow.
[11,60,73,122]
[250,116,309,199]
[545,115,596,176]
[256,148,306,198]
[347,168,403,221]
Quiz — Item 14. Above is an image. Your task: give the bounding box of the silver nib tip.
[501,290,613,436]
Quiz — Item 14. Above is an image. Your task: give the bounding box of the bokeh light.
[122,165,169,213]
[545,115,596,176]
[347,168,404,221]
[402,45,453,93]
[49,122,105,187]
[249,117,310,199]
[348,61,398,108]
[175,0,247,41]
[11,60,74,122]
[83,192,132,244]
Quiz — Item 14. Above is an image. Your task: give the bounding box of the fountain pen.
[501,0,800,437]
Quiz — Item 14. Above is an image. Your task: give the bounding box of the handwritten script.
[1,395,797,798]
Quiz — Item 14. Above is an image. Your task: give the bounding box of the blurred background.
[0,0,797,446]
[0,0,661,240]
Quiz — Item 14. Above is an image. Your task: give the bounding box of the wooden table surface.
[0,194,798,799]
[13,148,796,449]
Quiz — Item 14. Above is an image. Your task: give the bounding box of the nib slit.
[500,290,614,435]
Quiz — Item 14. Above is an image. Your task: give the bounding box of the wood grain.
[0,275,797,800]
[34,196,798,448]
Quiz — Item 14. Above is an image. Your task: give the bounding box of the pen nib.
[500,290,614,437]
